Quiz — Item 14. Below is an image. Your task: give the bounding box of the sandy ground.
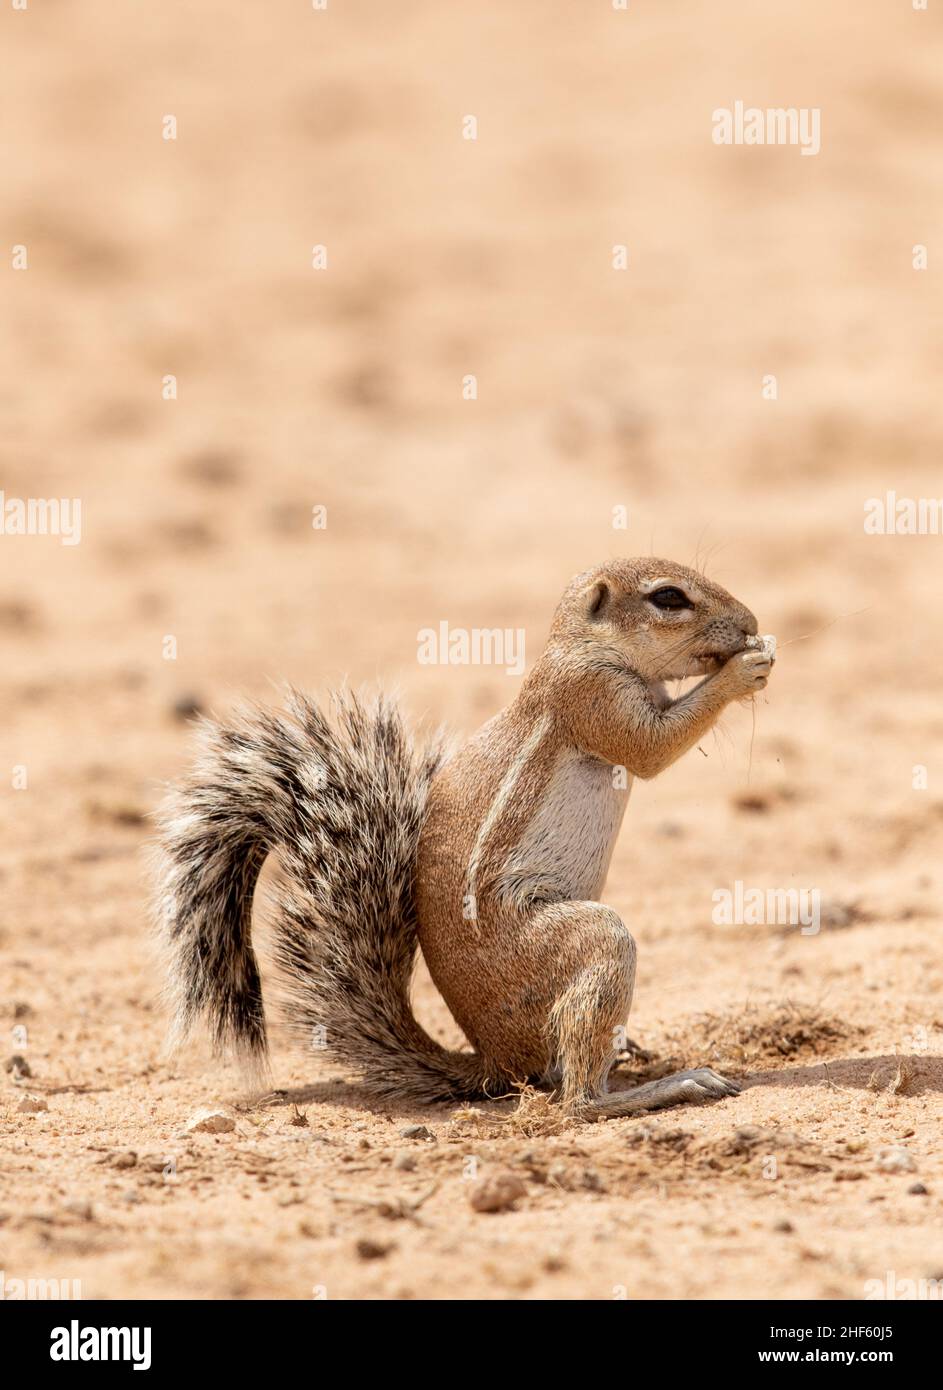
[2,1,943,1301]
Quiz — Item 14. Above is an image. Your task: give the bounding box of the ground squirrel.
[155,558,774,1120]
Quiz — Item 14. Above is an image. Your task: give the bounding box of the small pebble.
[107,1151,138,1170]
[186,1109,236,1135]
[392,1151,417,1172]
[469,1172,527,1213]
[17,1096,48,1115]
[908,1182,929,1196]
[356,1238,393,1260]
[399,1124,433,1142]
[877,1146,916,1174]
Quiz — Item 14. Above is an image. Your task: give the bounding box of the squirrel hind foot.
[571,1067,742,1121]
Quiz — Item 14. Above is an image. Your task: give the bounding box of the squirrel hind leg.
[539,903,639,1103]
[539,904,741,1121]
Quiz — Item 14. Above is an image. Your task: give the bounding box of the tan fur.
[155,558,772,1120]
[416,557,772,1117]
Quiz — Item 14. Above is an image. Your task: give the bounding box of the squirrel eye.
[648,586,692,611]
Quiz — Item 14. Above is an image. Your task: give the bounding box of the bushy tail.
[153,689,490,1102]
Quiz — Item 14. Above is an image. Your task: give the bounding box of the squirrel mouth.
[697,652,727,672]
[697,638,751,672]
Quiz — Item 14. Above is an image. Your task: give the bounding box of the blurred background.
[3,0,940,944]
[1,0,942,1299]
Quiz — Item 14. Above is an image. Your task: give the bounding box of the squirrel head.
[550,558,759,683]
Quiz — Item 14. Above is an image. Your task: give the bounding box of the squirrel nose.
[739,607,759,637]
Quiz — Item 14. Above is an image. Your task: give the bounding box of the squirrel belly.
[154,557,773,1119]
[494,748,632,907]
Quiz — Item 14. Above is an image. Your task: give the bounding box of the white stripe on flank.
[465,715,551,920]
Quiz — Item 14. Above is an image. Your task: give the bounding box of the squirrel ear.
[586,579,611,619]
